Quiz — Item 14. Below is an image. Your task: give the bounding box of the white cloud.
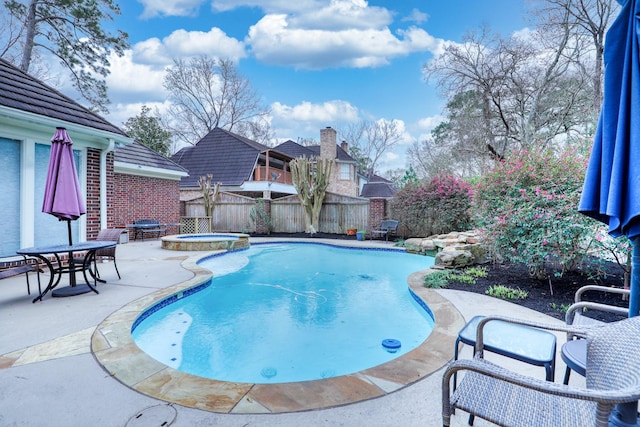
[512,27,536,42]
[211,0,325,14]
[105,51,168,100]
[272,100,359,123]
[417,114,444,132]
[138,0,205,18]
[247,15,443,69]
[287,1,392,31]
[269,100,360,141]
[132,27,246,65]
[402,8,429,24]
[108,100,173,128]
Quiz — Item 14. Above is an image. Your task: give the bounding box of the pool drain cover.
[261,367,278,379]
[125,404,177,427]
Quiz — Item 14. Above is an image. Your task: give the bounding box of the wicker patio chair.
[94,228,123,279]
[562,285,629,384]
[442,315,640,427]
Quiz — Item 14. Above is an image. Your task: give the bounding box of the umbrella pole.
[66,219,77,287]
[66,219,73,246]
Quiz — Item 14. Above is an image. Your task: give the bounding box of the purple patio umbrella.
[42,127,86,245]
[579,0,640,425]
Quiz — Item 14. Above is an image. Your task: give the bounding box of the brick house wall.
[112,173,181,231]
[86,148,102,239]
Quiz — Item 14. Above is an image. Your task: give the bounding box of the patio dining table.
[17,241,116,303]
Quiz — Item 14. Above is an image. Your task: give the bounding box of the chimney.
[320,127,337,160]
[341,140,349,152]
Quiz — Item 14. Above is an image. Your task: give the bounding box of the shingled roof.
[275,140,356,162]
[115,141,186,173]
[0,58,127,136]
[170,127,286,187]
[360,182,397,198]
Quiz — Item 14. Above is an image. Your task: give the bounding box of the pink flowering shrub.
[474,149,594,279]
[391,174,474,237]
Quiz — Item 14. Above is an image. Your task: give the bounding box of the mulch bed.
[445,258,629,322]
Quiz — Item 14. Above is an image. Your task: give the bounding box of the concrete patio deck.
[0,237,582,426]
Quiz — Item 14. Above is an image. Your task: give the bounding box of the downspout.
[101,139,115,229]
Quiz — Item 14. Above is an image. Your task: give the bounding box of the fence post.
[369,198,386,230]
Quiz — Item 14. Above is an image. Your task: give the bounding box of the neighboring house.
[171,126,361,202]
[360,174,397,199]
[113,141,188,230]
[0,58,184,256]
[275,127,361,198]
[170,126,296,201]
[359,174,397,231]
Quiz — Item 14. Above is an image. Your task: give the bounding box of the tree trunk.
[290,157,333,235]
[20,0,38,72]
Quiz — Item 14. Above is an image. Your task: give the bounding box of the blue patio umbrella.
[579,0,640,425]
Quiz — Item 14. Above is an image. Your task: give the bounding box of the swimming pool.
[132,243,435,384]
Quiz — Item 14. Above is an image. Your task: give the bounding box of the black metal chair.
[369,220,399,242]
[93,229,124,279]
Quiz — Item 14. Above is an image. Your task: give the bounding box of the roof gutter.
[0,106,133,148]
[115,161,189,180]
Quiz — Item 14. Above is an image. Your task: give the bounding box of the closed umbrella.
[42,127,87,296]
[579,0,640,425]
[42,127,86,244]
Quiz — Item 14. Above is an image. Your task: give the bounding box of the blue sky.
[98,0,528,173]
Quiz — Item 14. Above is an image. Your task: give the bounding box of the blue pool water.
[132,243,435,384]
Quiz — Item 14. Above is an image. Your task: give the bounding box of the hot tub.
[161,233,250,251]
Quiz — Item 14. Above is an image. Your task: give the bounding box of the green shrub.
[486,285,528,300]
[465,266,488,278]
[423,270,453,289]
[549,302,571,313]
[474,148,594,279]
[391,174,474,237]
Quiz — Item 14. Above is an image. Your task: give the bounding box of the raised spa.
[132,242,435,384]
[161,233,249,251]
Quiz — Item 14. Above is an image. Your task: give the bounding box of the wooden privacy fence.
[182,191,370,234]
[271,193,370,233]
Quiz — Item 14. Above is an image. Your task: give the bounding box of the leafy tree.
[2,0,129,112]
[122,106,173,157]
[391,174,473,237]
[163,56,272,145]
[290,157,333,235]
[408,90,495,179]
[399,166,420,188]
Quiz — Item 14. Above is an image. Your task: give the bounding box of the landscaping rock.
[435,249,474,268]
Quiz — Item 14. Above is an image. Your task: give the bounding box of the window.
[340,163,350,180]
[0,138,20,256]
